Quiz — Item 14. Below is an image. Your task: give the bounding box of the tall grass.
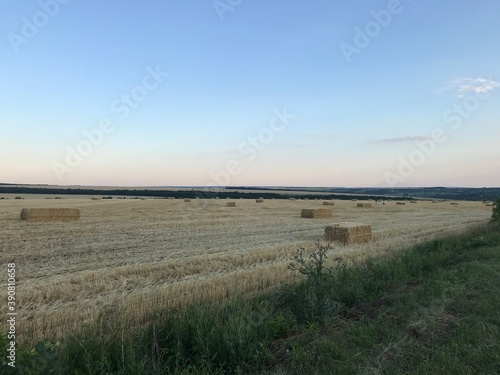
[3,223,500,374]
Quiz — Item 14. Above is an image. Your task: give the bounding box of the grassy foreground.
[3,224,500,374]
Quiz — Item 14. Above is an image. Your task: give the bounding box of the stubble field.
[0,195,492,344]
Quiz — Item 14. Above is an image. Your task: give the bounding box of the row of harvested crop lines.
[14,198,419,223]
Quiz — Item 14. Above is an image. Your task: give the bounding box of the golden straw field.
[0,195,493,344]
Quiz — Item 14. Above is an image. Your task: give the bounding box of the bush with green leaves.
[288,241,344,323]
[1,333,63,375]
[491,197,500,224]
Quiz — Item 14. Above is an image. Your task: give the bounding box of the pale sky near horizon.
[1,1,499,187]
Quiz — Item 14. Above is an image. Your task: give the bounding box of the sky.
[1,0,499,188]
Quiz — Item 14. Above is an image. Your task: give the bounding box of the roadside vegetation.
[2,203,500,374]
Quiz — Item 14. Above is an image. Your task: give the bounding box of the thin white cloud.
[372,136,433,144]
[439,77,500,98]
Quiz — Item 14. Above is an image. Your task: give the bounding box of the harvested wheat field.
[0,196,492,344]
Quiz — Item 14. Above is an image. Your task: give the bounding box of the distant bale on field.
[90,197,101,201]
[432,201,438,203]
[351,199,358,202]
[396,202,406,205]
[20,208,81,222]
[227,202,236,207]
[410,200,417,203]
[301,208,332,219]
[323,201,335,206]
[357,203,372,208]
[450,202,459,205]
[184,199,191,202]
[324,223,372,244]
[486,204,493,207]
[289,198,296,201]
[256,199,264,203]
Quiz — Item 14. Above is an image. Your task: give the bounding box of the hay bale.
[300,208,333,219]
[324,223,372,244]
[485,204,493,207]
[351,199,358,202]
[20,208,81,222]
[432,201,438,203]
[357,203,372,208]
[289,198,296,201]
[450,202,459,205]
[227,202,236,207]
[256,199,264,203]
[396,202,406,205]
[323,202,335,206]
[410,200,417,203]
[91,197,101,201]
[184,199,191,202]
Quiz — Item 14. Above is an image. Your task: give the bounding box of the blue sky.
[1,0,499,187]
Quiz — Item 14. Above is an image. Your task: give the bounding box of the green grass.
[2,224,500,374]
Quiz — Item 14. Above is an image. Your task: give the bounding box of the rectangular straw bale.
[289,198,296,201]
[227,202,236,207]
[184,199,191,202]
[91,197,101,201]
[485,204,493,207]
[301,208,333,218]
[396,202,406,205]
[323,201,335,206]
[256,199,264,203]
[324,223,372,244]
[432,201,438,203]
[410,200,417,203]
[357,203,372,208]
[20,208,81,222]
[450,202,459,205]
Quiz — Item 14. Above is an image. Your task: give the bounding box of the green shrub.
[491,197,500,224]
[1,333,63,375]
[288,241,344,323]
